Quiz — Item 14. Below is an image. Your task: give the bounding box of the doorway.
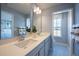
[52,9,73,44]
[49,9,73,56]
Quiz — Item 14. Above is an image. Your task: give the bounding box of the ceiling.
[37,3,61,10]
[4,3,61,15]
[6,3,31,15]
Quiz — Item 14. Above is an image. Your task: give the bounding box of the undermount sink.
[14,39,37,49]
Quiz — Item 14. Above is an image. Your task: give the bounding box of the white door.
[52,13,62,43]
[52,9,73,44]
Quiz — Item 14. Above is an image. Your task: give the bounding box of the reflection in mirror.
[26,18,31,29]
[1,10,14,39]
[1,3,32,40]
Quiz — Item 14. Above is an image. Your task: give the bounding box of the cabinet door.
[44,37,51,56]
[34,53,39,56]
[75,41,79,56]
[39,47,44,56]
[45,42,49,56]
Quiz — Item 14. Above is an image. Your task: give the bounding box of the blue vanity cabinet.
[26,35,51,56]
[38,47,44,56]
[38,42,45,56]
[44,36,51,56]
[26,41,45,56]
[74,41,79,56]
[26,47,39,56]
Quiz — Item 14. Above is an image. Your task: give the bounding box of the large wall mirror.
[1,3,32,40]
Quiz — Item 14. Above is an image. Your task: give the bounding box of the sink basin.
[14,39,37,49]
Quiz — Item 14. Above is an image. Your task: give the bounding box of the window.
[53,14,62,37]
[1,11,13,39]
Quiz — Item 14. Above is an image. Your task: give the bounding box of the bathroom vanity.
[0,32,52,56]
[71,25,79,56]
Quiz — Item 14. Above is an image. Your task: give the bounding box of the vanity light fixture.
[36,9,41,14]
[38,9,41,14]
[34,6,39,12]
[33,6,41,14]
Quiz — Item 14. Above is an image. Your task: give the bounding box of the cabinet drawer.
[38,47,44,56]
[45,42,49,56]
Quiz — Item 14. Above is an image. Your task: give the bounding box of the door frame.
[52,8,73,55]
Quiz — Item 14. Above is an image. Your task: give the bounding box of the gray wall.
[75,3,79,24]
[61,12,68,43]
[33,4,74,43]
[1,4,27,37]
[33,14,42,33]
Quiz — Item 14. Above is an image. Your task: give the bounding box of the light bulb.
[36,7,39,11]
[34,6,40,12]
[38,10,41,14]
[34,6,37,12]
[36,11,39,14]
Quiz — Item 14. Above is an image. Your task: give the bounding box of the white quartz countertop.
[0,32,50,56]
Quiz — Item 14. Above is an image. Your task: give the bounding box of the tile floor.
[49,42,70,56]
